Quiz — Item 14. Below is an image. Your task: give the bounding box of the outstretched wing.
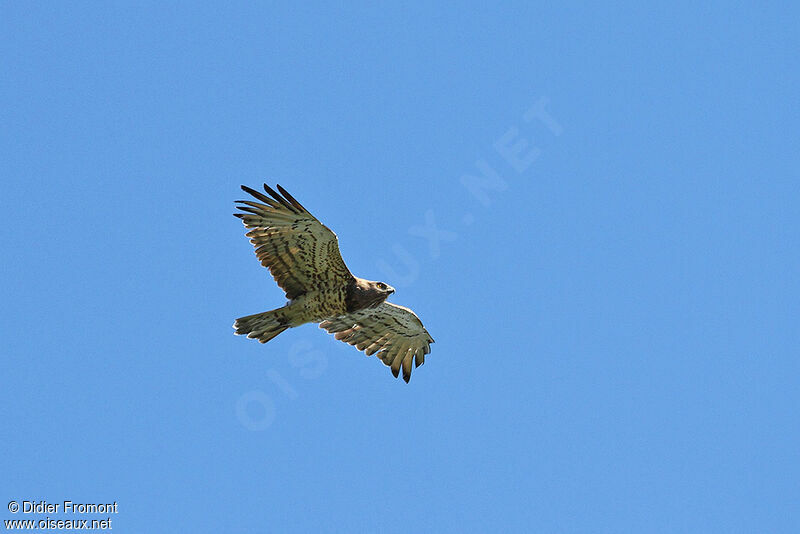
[319,302,435,383]
[234,184,353,299]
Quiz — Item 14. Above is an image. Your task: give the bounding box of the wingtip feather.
[276,184,307,212]
[262,183,297,213]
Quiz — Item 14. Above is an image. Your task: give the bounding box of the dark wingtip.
[241,185,274,205]
[391,367,400,379]
[263,183,298,213]
[403,373,411,383]
[276,184,307,212]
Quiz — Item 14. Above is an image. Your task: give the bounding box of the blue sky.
[2,2,798,532]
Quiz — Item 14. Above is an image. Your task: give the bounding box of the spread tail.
[234,309,290,343]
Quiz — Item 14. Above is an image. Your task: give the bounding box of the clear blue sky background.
[2,2,798,533]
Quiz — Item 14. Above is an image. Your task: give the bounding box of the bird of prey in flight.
[233,184,434,383]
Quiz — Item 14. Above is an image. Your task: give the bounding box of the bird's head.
[373,281,395,298]
[366,280,395,306]
[349,278,395,310]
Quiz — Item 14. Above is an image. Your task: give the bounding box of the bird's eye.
[378,283,386,289]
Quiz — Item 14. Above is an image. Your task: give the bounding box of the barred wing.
[320,302,434,383]
[235,184,353,299]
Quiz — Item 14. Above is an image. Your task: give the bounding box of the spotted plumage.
[233,184,434,383]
